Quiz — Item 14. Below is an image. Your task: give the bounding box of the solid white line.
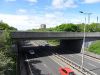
[88,63,96,68]
[60,54,97,75]
[77,54,100,64]
[49,56,65,67]
[43,64,48,68]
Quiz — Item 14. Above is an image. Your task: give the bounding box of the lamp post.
[97,16,98,23]
[80,11,92,24]
[79,11,85,70]
[79,11,91,70]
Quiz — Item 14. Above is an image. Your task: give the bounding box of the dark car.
[29,50,35,55]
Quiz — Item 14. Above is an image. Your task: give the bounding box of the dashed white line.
[43,64,48,68]
[88,63,96,68]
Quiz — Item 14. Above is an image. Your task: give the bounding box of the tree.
[88,23,97,32]
[29,23,100,32]
[0,30,14,75]
[0,22,17,75]
[55,23,78,32]
[0,21,17,30]
[77,23,100,32]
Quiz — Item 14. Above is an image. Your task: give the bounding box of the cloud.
[16,9,27,14]
[0,13,85,30]
[52,0,63,8]
[83,0,100,3]
[64,0,77,8]
[0,14,31,30]
[5,0,16,2]
[52,0,77,8]
[26,0,37,3]
[0,13,65,30]
[45,14,56,18]
[26,0,38,5]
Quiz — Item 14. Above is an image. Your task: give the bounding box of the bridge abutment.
[60,39,83,53]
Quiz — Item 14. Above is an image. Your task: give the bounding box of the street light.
[80,11,92,24]
[80,11,93,71]
[97,16,99,23]
[79,11,90,70]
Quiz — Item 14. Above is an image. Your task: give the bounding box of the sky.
[0,0,100,30]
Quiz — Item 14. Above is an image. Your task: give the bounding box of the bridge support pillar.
[60,39,83,53]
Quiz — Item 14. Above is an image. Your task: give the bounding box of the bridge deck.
[11,31,100,40]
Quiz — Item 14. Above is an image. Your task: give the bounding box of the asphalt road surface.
[22,40,100,75]
[26,52,61,75]
[25,48,83,75]
[61,52,100,75]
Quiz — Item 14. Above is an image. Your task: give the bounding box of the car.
[45,44,49,46]
[29,50,35,55]
[59,67,76,75]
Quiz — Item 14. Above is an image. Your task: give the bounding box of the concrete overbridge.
[11,31,100,53]
[11,31,100,40]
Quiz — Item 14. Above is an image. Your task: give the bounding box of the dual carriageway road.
[22,40,100,75]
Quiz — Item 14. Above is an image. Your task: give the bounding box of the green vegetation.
[0,21,17,30]
[88,40,100,55]
[47,40,60,46]
[29,23,100,32]
[0,21,17,75]
[55,23,78,32]
[28,27,56,32]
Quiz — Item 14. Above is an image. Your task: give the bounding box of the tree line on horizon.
[29,23,100,32]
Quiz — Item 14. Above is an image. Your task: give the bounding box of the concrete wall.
[60,39,83,53]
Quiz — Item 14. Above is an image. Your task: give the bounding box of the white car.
[29,50,35,55]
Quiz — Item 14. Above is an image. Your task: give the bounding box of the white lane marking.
[70,55,74,57]
[31,63,35,66]
[88,63,96,68]
[42,60,55,75]
[61,54,97,75]
[49,56,65,67]
[42,64,51,74]
[75,54,100,64]
[43,64,48,68]
[96,61,100,63]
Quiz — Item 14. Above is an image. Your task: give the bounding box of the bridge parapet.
[11,31,100,40]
